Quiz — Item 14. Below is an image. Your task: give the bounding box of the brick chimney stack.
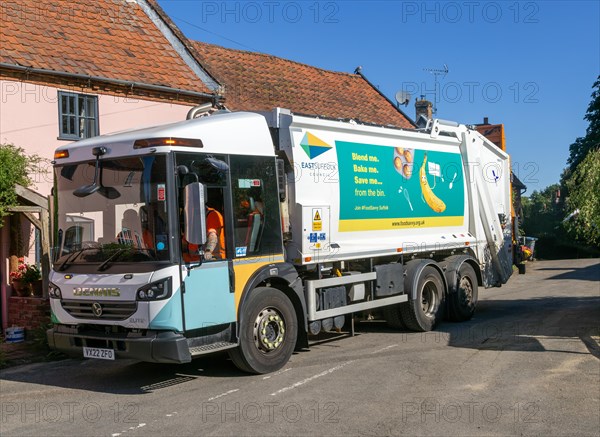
[415,97,433,121]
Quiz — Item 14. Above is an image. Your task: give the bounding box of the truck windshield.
[53,155,171,272]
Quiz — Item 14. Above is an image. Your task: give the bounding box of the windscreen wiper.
[58,248,92,271]
[137,247,159,261]
[97,249,126,272]
[96,247,158,271]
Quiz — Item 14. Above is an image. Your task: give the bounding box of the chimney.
[415,96,433,121]
[483,117,489,124]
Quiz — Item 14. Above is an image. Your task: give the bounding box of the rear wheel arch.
[466,259,483,287]
[384,259,446,331]
[401,262,446,331]
[405,259,448,301]
[440,255,482,293]
[440,255,480,322]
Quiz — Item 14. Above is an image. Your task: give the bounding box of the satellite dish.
[395,90,411,107]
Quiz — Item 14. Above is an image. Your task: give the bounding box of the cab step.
[189,341,237,356]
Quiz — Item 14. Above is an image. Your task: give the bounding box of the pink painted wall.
[1,80,194,330]
[0,80,193,197]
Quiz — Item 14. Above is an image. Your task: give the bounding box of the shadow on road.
[2,293,598,394]
[2,264,598,395]
[0,351,257,395]
[536,262,600,281]
[441,295,600,359]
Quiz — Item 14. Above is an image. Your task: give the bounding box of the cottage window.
[58,91,99,140]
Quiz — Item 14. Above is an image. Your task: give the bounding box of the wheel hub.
[421,281,438,317]
[253,308,286,353]
[459,276,473,305]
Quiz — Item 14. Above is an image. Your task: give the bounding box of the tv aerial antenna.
[423,64,449,114]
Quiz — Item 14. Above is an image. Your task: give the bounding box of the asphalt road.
[1,258,599,436]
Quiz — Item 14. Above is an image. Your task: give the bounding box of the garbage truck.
[47,107,514,373]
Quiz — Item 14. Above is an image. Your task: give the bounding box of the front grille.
[61,300,137,320]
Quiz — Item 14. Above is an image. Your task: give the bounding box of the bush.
[0,143,31,226]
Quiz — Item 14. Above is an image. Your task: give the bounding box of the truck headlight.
[137,278,171,301]
[48,282,62,299]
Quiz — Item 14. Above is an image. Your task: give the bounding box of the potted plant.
[22,262,42,297]
[10,259,42,297]
[9,271,26,296]
[9,258,27,296]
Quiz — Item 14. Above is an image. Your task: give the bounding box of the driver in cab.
[182,206,225,262]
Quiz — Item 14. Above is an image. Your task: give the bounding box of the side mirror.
[183,182,207,245]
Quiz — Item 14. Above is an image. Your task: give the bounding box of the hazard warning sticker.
[312,208,322,231]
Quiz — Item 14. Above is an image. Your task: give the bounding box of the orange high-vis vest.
[182,207,226,262]
[206,207,226,259]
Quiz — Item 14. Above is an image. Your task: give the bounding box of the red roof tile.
[1,0,212,94]
[192,41,414,128]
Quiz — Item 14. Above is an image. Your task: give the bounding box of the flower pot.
[11,279,30,297]
[31,280,44,297]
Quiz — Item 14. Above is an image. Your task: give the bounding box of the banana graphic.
[420,153,446,213]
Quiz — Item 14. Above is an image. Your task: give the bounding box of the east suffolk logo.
[300,132,332,159]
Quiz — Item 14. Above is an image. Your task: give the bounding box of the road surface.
[1,258,599,436]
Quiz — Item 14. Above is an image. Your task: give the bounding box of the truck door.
[177,154,236,331]
[181,258,234,330]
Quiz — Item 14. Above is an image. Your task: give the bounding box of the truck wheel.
[448,264,478,322]
[383,304,407,330]
[229,287,297,374]
[400,266,444,331]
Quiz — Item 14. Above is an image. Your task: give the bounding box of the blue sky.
[157,0,600,192]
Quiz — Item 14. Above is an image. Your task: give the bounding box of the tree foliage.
[566,75,600,173]
[521,182,599,259]
[522,184,564,238]
[0,143,32,225]
[563,76,600,246]
[520,76,600,256]
[565,148,600,245]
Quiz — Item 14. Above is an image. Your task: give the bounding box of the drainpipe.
[1,217,9,332]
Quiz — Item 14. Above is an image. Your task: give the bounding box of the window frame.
[57,91,99,140]
[175,152,233,263]
[229,154,283,259]
[52,154,174,273]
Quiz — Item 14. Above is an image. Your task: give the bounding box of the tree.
[521,77,600,257]
[566,75,600,173]
[563,76,600,247]
[0,143,32,226]
[520,183,582,259]
[565,148,600,245]
[522,184,564,238]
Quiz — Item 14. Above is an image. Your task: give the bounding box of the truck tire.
[383,304,407,330]
[448,264,478,322]
[400,266,444,331]
[229,287,297,374]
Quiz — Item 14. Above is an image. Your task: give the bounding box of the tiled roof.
[192,41,414,128]
[1,0,213,94]
[476,123,505,151]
